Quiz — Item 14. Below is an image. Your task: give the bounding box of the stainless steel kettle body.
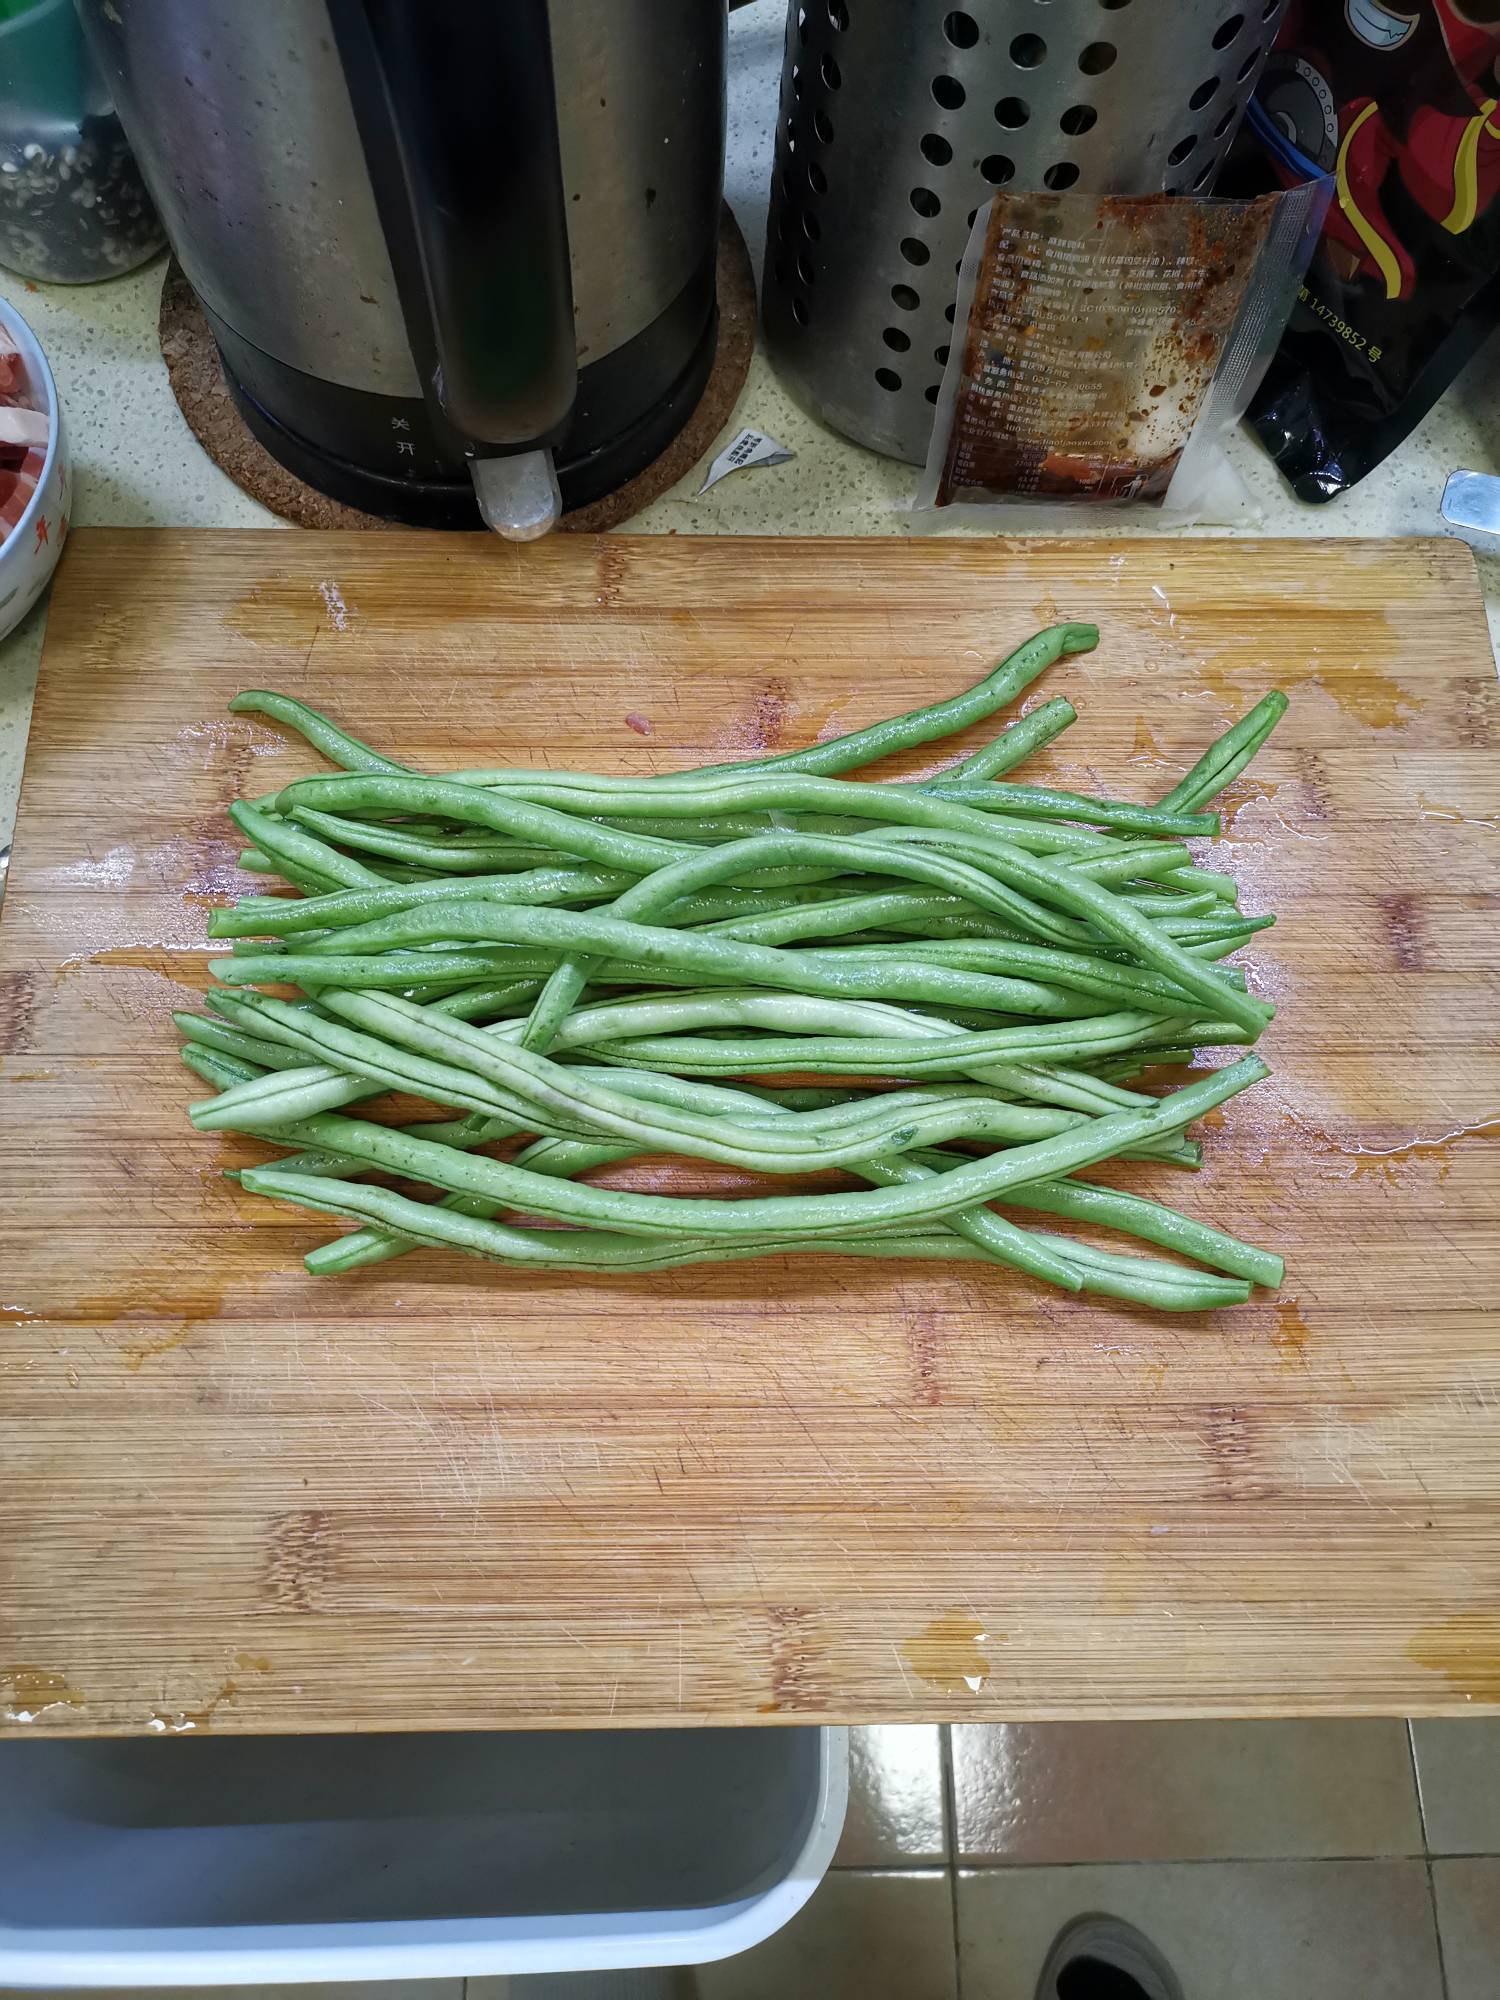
[79,0,726,532]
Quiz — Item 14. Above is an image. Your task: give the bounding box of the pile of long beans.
[177,623,1289,1310]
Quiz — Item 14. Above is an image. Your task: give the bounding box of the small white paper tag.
[698,427,795,494]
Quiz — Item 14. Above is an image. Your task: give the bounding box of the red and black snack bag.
[1248,0,1500,500]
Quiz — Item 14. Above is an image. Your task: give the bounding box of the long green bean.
[214,1055,1268,1240]
[581,1015,1234,1079]
[207,864,638,939]
[851,1155,1244,1309]
[229,689,410,776]
[241,627,1099,797]
[242,1167,1042,1274]
[229,799,388,893]
[992,1170,1284,1287]
[451,768,1219,838]
[950,697,1076,779]
[1159,692,1290,814]
[453,623,1101,788]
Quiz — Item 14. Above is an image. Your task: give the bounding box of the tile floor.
[696,1718,1500,2000]
[3,1720,1497,1999]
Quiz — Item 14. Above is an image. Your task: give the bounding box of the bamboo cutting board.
[2,527,1499,1737]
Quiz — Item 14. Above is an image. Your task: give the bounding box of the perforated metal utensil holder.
[763,0,1288,463]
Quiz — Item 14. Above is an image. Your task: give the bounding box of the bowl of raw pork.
[0,293,67,639]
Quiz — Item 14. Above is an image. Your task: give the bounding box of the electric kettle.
[78,1,727,536]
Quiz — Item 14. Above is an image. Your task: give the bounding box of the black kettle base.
[223,305,718,532]
[224,380,483,529]
[198,226,722,533]
[160,211,756,535]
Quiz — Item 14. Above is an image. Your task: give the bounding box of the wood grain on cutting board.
[2,528,1498,1736]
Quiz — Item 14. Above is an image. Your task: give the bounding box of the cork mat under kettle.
[159,205,756,534]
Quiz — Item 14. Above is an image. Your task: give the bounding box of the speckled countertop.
[2,5,1498,845]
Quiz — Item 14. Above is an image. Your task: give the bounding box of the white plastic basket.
[0,1724,848,1987]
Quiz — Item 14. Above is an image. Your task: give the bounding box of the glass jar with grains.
[0,0,163,284]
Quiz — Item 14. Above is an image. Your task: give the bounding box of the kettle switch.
[470,450,563,541]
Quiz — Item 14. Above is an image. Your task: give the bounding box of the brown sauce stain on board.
[902,1613,999,1695]
[1271,1299,1310,1366]
[0,1278,228,1372]
[1320,667,1418,731]
[1185,658,1255,717]
[1408,1612,1500,1704]
[1419,795,1498,832]
[52,949,208,1033]
[150,1676,239,1734]
[152,1650,273,1732]
[3,1665,85,1721]
[1218,777,1283,840]
[1188,655,1415,733]
[77,946,199,972]
[1326,1119,1500,1186]
[119,1323,200,1372]
[1128,716,1174,774]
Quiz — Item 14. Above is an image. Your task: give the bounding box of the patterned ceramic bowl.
[0,292,68,640]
